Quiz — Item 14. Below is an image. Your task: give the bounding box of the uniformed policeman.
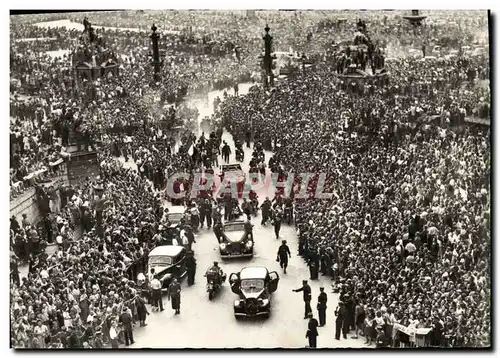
[277,240,291,274]
[167,278,182,315]
[293,280,312,319]
[306,312,319,348]
[186,251,197,286]
[273,208,283,239]
[317,287,327,327]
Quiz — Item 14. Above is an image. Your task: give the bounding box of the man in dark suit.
[119,307,134,346]
[277,240,291,274]
[335,301,348,340]
[317,287,327,327]
[306,312,319,348]
[293,280,312,318]
[186,251,197,286]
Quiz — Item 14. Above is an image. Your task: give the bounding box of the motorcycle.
[205,269,227,300]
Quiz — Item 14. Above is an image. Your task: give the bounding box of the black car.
[147,245,187,290]
[229,266,279,319]
[218,220,254,258]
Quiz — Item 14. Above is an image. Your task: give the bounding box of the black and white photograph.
[7,8,492,350]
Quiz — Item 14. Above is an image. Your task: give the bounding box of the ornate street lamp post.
[261,25,277,87]
[150,23,162,82]
[403,10,427,27]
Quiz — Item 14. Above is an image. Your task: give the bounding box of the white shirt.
[40,270,49,279]
[150,278,161,290]
[109,326,118,340]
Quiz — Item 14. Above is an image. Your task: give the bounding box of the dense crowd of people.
[219,32,490,347]
[10,10,490,349]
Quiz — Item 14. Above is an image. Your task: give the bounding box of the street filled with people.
[10,10,490,349]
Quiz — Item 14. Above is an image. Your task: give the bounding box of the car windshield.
[149,256,172,266]
[224,223,245,232]
[223,164,242,172]
[240,279,264,293]
[168,213,184,223]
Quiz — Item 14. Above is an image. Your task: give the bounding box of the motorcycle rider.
[207,261,224,286]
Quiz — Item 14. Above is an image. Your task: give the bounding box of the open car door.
[229,272,241,295]
[268,271,280,293]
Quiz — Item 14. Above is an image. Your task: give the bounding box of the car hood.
[224,171,245,182]
[223,231,245,243]
[241,288,265,299]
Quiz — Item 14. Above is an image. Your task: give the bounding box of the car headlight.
[234,300,243,307]
[246,241,253,248]
[220,243,227,250]
[258,299,269,306]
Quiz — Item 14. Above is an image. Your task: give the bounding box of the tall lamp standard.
[261,24,277,87]
[150,23,162,83]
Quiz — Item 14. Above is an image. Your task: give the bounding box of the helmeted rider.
[207,261,224,285]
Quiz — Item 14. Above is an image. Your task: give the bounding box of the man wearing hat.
[305,312,319,348]
[186,251,197,286]
[293,280,312,319]
[335,301,348,340]
[276,240,291,274]
[317,287,328,327]
[119,306,134,346]
[167,278,182,315]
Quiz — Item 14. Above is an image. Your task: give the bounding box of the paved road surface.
[128,85,368,347]
[131,134,367,349]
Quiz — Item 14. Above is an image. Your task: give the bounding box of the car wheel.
[208,291,214,301]
[263,311,270,319]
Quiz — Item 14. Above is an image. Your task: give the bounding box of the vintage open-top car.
[219,220,254,258]
[147,245,187,290]
[229,266,279,319]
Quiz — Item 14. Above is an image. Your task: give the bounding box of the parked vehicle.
[147,245,187,290]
